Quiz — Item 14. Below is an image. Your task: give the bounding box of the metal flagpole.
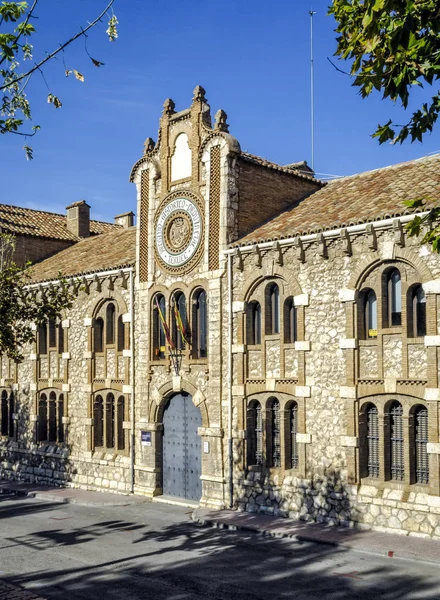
[309,9,316,172]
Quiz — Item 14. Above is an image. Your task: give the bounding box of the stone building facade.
[1,86,440,538]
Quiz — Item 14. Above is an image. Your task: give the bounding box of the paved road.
[1,493,440,600]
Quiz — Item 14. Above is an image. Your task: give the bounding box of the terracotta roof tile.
[0,203,119,241]
[29,227,136,282]
[234,153,440,245]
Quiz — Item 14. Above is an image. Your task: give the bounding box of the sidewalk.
[0,481,147,507]
[193,508,440,566]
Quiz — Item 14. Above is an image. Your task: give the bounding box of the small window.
[390,401,404,481]
[414,406,429,484]
[48,318,57,348]
[387,269,402,327]
[58,323,65,354]
[48,391,57,442]
[58,394,64,443]
[411,285,426,337]
[1,390,14,438]
[268,398,281,467]
[247,401,263,466]
[193,289,208,359]
[117,396,125,450]
[247,301,261,345]
[365,290,377,338]
[94,395,104,447]
[367,404,379,478]
[153,294,166,359]
[94,318,104,353]
[117,315,125,352]
[289,402,299,469]
[172,292,188,350]
[106,303,116,345]
[38,394,48,442]
[284,297,297,343]
[268,284,280,334]
[38,391,63,443]
[105,393,115,448]
[38,325,47,355]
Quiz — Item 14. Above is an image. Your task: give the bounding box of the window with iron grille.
[390,402,404,481]
[246,401,263,466]
[367,405,379,478]
[1,390,14,438]
[94,392,125,451]
[247,302,261,345]
[37,391,64,443]
[386,269,402,327]
[268,284,280,334]
[290,403,299,469]
[415,406,429,484]
[270,399,281,467]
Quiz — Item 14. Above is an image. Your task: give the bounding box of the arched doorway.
[162,392,202,501]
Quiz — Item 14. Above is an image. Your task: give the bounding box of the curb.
[191,510,440,567]
[0,485,146,508]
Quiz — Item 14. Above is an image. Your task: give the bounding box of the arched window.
[38,394,48,442]
[284,297,297,343]
[38,324,47,355]
[1,390,14,438]
[390,401,404,480]
[414,406,429,484]
[247,301,261,345]
[58,394,64,443]
[58,322,65,354]
[106,303,116,345]
[364,290,377,338]
[117,396,125,450]
[268,398,281,467]
[153,294,166,360]
[117,315,125,352]
[247,400,263,466]
[105,393,115,448]
[193,289,208,359]
[48,391,57,442]
[410,285,426,337]
[172,292,188,350]
[367,404,379,478]
[268,284,280,334]
[289,402,299,469]
[93,395,104,447]
[386,269,402,326]
[94,317,104,353]
[48,318,57,348]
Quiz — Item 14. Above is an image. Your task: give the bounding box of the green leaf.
[23,143,33,160]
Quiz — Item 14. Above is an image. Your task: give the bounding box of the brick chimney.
[66,200,90,238]
[114,211,134,228]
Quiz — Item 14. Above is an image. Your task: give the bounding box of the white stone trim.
[293,293,309,307]
[84,418,94,426]
[232,344,245,354]
[30,353,37,361]
[295,341,310,351]
[62,417,71,424]
[62,384,71,392]
[62,352,71,360]
[11,383,18,392]
[296,433,312,444]
[384,378,397,394]
[232,301,245,313]
[172,376,182,392]
[423,279,440,294]
[425,388,440,401]
[31,415,38,422]
[425,336,440,347]
[122,421,132,430]
[122,384,132,394]
[295,385,311,398]
[123,349,132,358]
[122,312,131,323]
[339,338,358,350]
[382,241,395,260]
[338,288,357,302]
[30,383,37,391]
[83,317,93,327]
[232,385,245,396]
[340,435,359,448]
[427,443,440,455]
[30,322,37,331]
[83,351,93,359]
[266,379,276,391]
[61,319,70,329]
[82,384,93,393]
[340,386,357,399]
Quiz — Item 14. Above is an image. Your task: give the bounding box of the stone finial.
[214,109,229,132]
[163,98,175,116]
[143,137,155,154]
[192,85,207,103]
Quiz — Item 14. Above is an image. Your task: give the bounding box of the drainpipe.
[129,267,136,494]
[227,252,233,508]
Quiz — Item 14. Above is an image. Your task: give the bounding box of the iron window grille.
[270,399,281,467]
[415,407,429,484]
[390,402,404,481]
[1,390,14,438]
[38,392,64,443]
[367,405,379,478]
[290,403,299,469]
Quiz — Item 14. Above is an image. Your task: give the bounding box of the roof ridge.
[0,202,118,227]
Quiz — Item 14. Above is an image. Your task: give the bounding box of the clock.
[155,197,202,268]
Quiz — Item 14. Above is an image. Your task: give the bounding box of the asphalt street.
[0,493,440,600]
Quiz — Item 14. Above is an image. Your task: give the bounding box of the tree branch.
[0,0,39,67]
[0,0,114,91]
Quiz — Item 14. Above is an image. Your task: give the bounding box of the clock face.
[155,197,202,268]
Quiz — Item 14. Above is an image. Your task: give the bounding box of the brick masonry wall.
[236,160,320,239]
[13,236,73,267]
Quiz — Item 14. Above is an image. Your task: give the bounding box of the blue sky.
[1,0,439,224]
